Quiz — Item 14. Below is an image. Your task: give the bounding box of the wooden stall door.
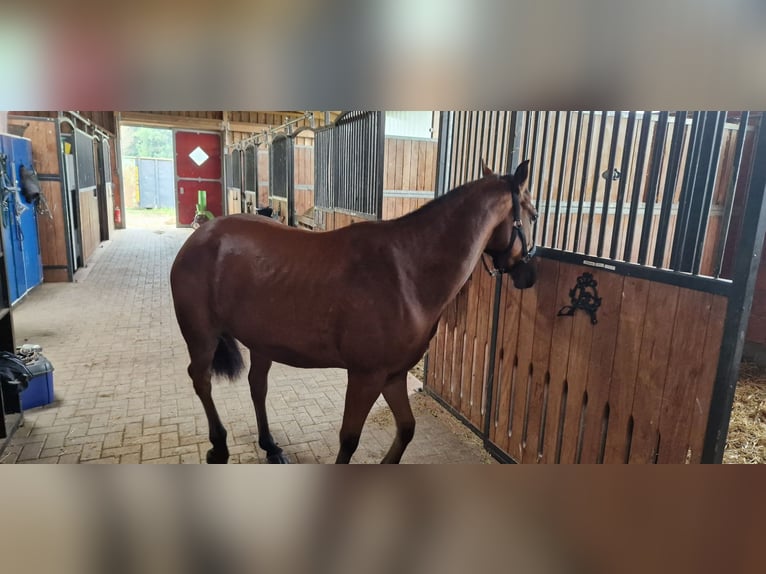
[174,131,223,226]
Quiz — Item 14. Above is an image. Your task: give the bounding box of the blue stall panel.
[11,137,43,295]
[0,134,44,304]
[0,135,20,303]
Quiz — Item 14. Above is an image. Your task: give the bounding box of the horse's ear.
[513,160,530,187]
[481,159,494,178]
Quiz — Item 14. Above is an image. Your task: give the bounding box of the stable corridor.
[1,224,489,464]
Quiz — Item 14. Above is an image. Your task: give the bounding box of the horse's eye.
[530,214,537,223]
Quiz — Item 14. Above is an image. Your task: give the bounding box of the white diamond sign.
[189,146,209,166]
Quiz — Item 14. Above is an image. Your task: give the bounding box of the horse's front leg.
[335,371,386,464]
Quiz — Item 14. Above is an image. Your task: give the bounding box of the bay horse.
[170,160,538,464]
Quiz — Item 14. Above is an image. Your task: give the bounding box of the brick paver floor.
[1,220,492,464]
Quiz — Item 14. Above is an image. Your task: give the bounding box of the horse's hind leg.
[248,352,289,464]
[380,372,416,464]
[187,341,230,464]
[336,371,386,464]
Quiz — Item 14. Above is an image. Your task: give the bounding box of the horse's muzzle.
[510,259,537,289]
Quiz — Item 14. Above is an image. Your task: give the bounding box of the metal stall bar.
[691,112,726,275]
[653,111,688,268]
[434,112,452,197]
[597,111,622,258]
[562,111,584,250]
[551,112,572,248]
[713,112,751,278]
[573,111,596,253]
[703,113,766,463]
[541,111,561,246]
[670,111,705,270]
[637,111,669,265]
[609,111,637,260]
[585,111,609,254]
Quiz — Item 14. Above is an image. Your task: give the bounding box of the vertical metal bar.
[623,111,652,261]
[448,111,459,188]
[461,112,474,183]
[522,111,532,161]
[376,111,386,219]
[497,111,508,171]
[345,121,350,210]
[433,112,449,197]
[675,112,719,271]
[482,277,505,440]
[477,111,487,176]
[363,113,368,214]
[609,110,637,260]
[451,111,464,189]
[498,111,511,174]
[528,112,541,217]
[446,111,456,191]
[573,111,596,253]
[562,111,584,250]
[637,112,669,264]
[341,122,347,211]
[713,112,751,277]
[552,111,572,248]
[507,112,523,173]
[691,111,726,274]
[541,112,559,246]
[653,111,688,268]
[534,112,550,221]
[670,111,704,270]
[341,122,346,210]
[598,111,623,258]
[703,113,766,463]
[474,111,487,178]
[486,112,499,171]
[585,111,609,254]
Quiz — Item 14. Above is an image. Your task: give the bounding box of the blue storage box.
[20,356,54,410]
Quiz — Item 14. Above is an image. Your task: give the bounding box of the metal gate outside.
[135,158,175,209]
[426,110,766,464]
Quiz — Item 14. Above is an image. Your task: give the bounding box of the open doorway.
[119,126,176,230]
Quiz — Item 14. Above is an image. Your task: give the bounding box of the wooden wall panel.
[227,188,242,215]
[80,191,100,263]
[428,259,728,464]
[258,148,269,208]
[271,198,289,225]
[382,197,429,220]
[294,144,314,217]
[38,181,68,270]
[383,137,437,192]
[10,119,59,174]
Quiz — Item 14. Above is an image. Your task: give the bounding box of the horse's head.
[482,159,538,289]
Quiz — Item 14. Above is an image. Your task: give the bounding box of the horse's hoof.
[266,452,290,464]
[206,448,229,464]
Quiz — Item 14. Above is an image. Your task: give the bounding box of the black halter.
[481,187,537,277]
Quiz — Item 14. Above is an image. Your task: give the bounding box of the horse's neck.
[395,181,511,317]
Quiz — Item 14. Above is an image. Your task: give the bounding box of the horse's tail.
[211,333,245,380]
